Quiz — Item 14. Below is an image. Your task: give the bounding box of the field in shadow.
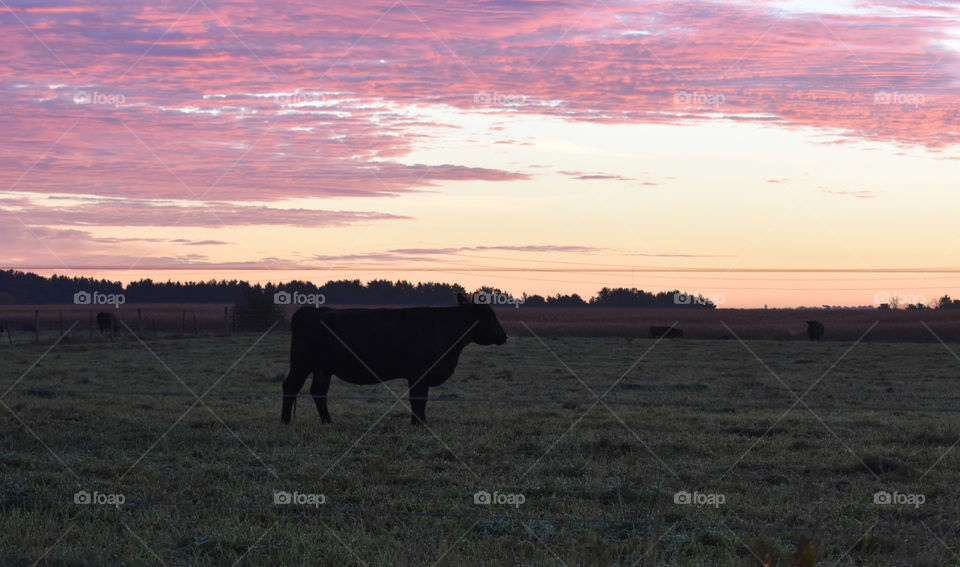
[1,333,959,565]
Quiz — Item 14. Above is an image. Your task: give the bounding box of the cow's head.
[457,293,507,345]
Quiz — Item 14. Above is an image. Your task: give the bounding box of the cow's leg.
[281,363,310,425]
[409,380,429,426]
[310,371,332,424]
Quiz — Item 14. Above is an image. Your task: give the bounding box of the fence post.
[34,310,39,344]
[224,306,230,335]
[3,319,10,345]
[59,311,63,337]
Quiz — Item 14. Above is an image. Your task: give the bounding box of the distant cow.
[96,312,117,335]
[281,293,508,426]
[650,325,683,339]
[806,320,824,341]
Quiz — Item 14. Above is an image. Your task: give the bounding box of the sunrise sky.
[2,0,959,307]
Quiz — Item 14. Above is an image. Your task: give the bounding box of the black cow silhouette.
[281,293,507,426]
[96,312,117,335]
[806,320,824,341]
[650,325,683,338]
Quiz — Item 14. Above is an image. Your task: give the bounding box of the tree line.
[0,270,719,308]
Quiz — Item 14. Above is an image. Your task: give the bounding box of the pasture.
[2,329,960,565]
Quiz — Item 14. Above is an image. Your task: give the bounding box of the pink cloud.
[0,0,957,272]
[821,188,877,199]
[1,0,956,208]
[4,198,409,227]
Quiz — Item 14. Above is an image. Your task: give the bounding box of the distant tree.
[232,285,285,332]
[590,287,715,308]
[524,294,547,307]
[547,293,587,307]
[938,295,960,309]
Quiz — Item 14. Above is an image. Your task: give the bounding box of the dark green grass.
[1,333,960,565]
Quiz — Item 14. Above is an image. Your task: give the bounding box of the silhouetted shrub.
[232,286,285,332]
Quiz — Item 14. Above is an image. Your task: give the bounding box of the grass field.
[2,329,960,565]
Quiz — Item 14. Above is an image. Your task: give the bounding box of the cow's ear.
[457,292,471,306]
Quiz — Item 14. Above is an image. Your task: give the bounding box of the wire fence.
[5,305,960,344]
[5,387,960,414]
[0,307,235,345]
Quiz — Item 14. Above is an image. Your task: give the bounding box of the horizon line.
[6,266,960,273]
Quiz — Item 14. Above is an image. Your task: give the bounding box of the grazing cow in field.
[96,312,117,335]
[649,325,683,339]
[806,320,825,341]
[281,293,508,426]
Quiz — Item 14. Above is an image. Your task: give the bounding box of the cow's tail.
[281,388,299,424]
[284,394,296,423]
[281,336,311,424]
